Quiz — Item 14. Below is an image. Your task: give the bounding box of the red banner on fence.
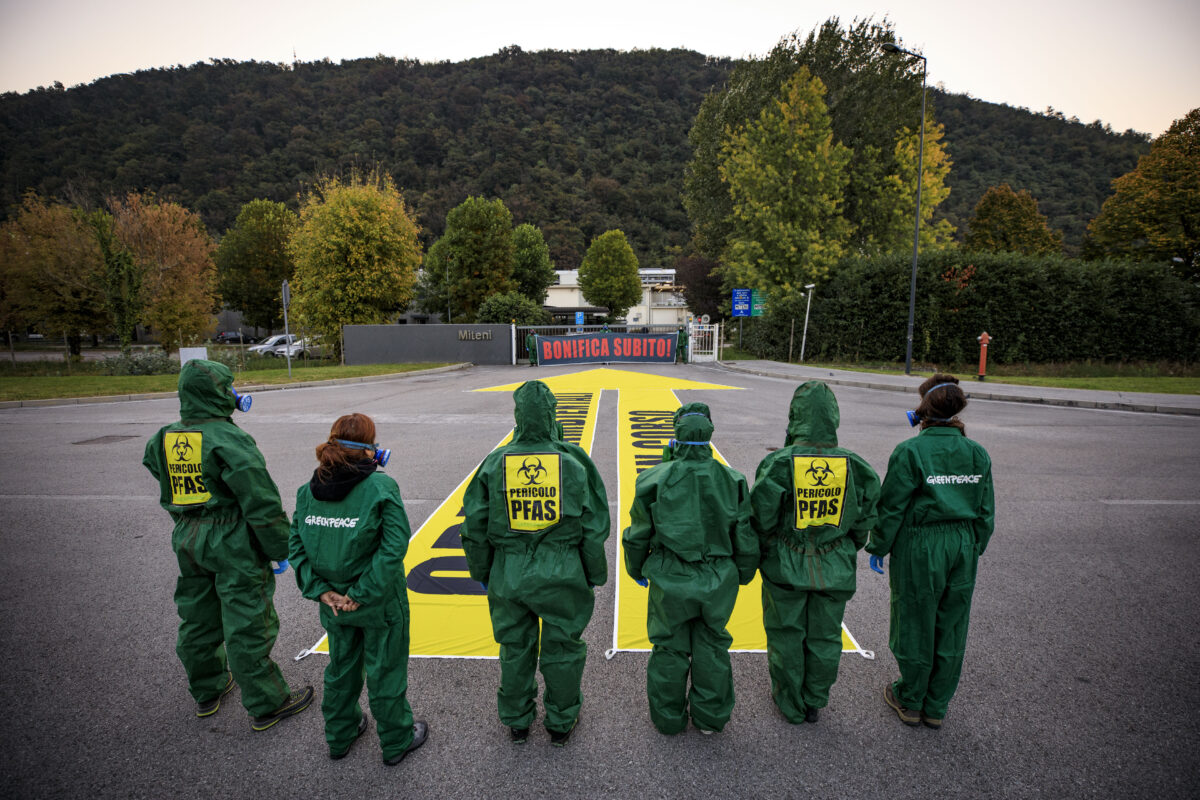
[537,332,677,366]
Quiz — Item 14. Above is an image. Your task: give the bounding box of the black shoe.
[510,727,530,744]
[251,686,314,731]
[330,715,370,760]
[383,721,429,766]
[196,673,236,718]
[549,716,578,747]
[804,708,820,724]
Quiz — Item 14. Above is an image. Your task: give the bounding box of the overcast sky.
[1,0,1197,136]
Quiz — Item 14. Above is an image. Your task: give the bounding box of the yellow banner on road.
[296,368,871,660]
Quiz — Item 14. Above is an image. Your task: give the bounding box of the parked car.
[271,337,325,359]
[247,334,296,355]
[213,331,258,344]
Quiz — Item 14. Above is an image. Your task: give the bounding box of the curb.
[0,363,474,410]
[716,361,1200,417]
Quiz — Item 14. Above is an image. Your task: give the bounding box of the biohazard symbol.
[517,457,547,486]
[805,459,835,487]
[171,435,193,462]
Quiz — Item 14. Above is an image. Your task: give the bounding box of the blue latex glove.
[271,559,289,574]
[868,555,885,574]
[479,582,488,592]
[634,578,648,588]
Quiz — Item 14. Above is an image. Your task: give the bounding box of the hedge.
[742,252,1199,365]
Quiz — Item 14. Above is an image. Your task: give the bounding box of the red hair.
[315,413,377,480]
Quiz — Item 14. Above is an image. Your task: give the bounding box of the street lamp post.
[883,42,927,375]
[800,283,816,362]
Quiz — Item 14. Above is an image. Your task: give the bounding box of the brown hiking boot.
[884,685,920,726]
[921,712,943,730]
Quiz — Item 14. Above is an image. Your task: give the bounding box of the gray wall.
[343,324,512,365]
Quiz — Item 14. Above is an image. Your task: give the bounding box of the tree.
[90,210,142,352]
[423,197,515,322]
[889,119,957,252]
[1086,108,1199,279]
[0,195,108,355]
[288,172,422,355]
[578,230,642,320]
[110,193,218,352]
[684,17,928,260]
[965,184,1063,255]
[719,69,851,294]
[511,223,556,304]
[215,199,298,332]
[674,255,724,320]
[475,291,552,325]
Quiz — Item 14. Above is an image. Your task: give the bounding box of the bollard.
[976,331,992,381]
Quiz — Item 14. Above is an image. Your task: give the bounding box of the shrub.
[99,350,179,375]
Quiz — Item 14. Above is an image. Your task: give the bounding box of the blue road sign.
[732,288,751,317]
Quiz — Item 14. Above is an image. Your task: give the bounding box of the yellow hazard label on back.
[166,431,211,506]
[792,455,847,529]
[503,452,561,532]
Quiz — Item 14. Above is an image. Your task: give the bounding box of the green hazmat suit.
[675,328,688,363]
[623,403,757,734]
[142,359,292,716]
[525,332,538,366]
[749,381,881,722]
[867,425,995,720]
[289,463,415,760]
[460,380,610,734]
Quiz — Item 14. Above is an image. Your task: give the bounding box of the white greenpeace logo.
[926,474,982,485]
[305,515,360,528]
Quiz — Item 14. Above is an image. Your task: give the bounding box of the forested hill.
[0,47,1149,265]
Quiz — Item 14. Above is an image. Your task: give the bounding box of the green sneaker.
[251,686,314,732]
[195,673,235,718]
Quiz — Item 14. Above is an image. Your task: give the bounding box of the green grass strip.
[0,363,453,401]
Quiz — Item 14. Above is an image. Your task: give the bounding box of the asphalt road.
[1,363,1197,799]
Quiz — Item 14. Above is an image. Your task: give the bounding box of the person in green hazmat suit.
[289,413,429,765]
[622,403,757,735]
[461,380,610,746]
[868,374,995,730]
[675,327,688,363]
[749,381,881,724]
[143,359,313,731]
[525,331,538,367]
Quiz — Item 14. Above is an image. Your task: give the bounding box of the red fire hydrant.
[977,332,992,381]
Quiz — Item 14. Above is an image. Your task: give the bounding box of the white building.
[545,269,689,327]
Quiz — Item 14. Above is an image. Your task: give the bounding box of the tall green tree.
[90,210,142,352]
[215,199,298,332]
[1086,108,1199,279]
[719,69,851,294]
[288,172,422,355]
[422,197,515,322]
[578,230,642,320]
[0,195,109,355]
[684,17,929,260]
[889,119,957,252]
[966,184,1063,255]
[512,223,556,304]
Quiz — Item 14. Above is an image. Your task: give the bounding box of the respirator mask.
[335,439,391,468]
